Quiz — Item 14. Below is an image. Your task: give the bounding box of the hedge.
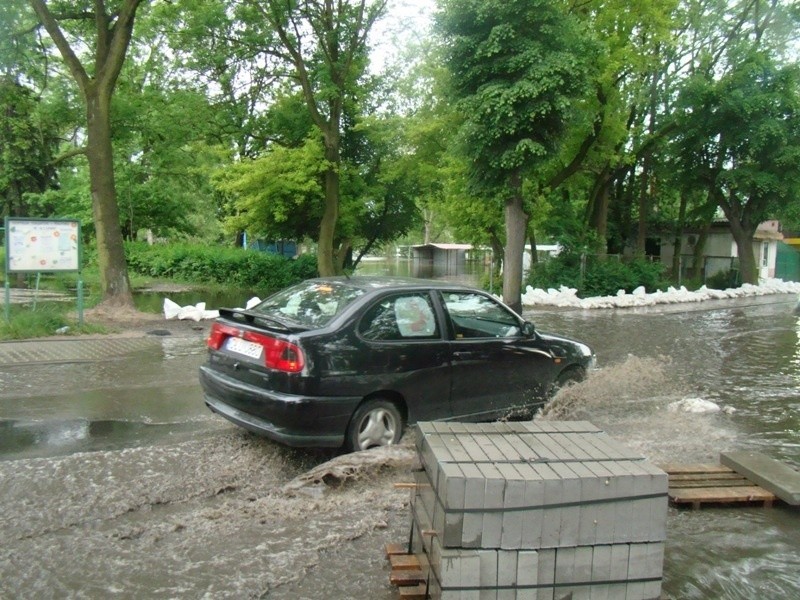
[124,242,318,294]
[528,253,669,298]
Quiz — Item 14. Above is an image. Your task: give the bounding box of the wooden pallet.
[386,543,427,599]
[661,463,776,509]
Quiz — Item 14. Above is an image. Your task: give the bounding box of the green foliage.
[672,51,800,282]
[528,252,668,298]
[124,242,318,294]
[437,0,598,189]
[0,77,59,214]
[214,136,327,241]
[0,304,106,340]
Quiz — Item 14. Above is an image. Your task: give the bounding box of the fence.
[776,242,800,282]
[675,255,740,286]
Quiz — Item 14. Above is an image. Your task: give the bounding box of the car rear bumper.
[199,365,360,448]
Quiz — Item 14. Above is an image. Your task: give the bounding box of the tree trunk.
[588,170,611,247]
[637,71,659,255]
[317,135,340,276]
[528,230,538,267]
[671,192,688,282]
[28,0,142,308]
[86,90,133,306]
[488,228,504,275]
[692,225,709,281]
[715,189,759,284]
[335,238,352,273]
[728,219,759,284]
[636,153,651,255]
[423,208,434,244]
[503,171,529,314]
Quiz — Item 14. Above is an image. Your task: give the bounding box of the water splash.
[538,356,680,420]
[537,356,741,465]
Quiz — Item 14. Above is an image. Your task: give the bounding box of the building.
[410,244,473,278]
[660,220,788,282]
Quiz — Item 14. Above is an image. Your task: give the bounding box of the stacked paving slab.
[410,421,668,600]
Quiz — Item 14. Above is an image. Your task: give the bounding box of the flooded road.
[1,295,798,599]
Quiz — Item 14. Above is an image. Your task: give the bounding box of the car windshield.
[252,280,365,328]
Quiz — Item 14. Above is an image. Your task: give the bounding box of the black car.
[199,276,595,451]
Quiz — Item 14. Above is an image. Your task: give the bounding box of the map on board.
[5,219,81,273]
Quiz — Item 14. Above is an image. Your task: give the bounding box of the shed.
[410,243,472,278]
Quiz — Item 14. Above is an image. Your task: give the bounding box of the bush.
[527,253,669,298]
[124,242,319,295]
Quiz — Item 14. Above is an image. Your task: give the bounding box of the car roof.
[306,275,477,292]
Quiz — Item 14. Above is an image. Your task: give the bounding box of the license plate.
[225,336,263,359]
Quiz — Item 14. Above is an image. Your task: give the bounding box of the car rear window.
[252,280,364,328]
[359,293,439,341]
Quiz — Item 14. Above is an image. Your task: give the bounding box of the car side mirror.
[522,321,536,338]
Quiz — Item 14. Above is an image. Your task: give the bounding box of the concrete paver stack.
[410,421,668,599]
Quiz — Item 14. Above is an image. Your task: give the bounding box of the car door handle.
[453,351,475,359]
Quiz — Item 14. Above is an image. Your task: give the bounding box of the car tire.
[550,367,585,397]
[345,399,403,452]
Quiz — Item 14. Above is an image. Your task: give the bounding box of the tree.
[215,135,327,242]
[1,1,59,220]
[343,114,422,267]
[0,78,60,217]
[543,0,679,257]
[674,53,800,283]
[215,109,420,266]
[245,0,387,276]
[436,0,596,312]
[28,0,146,306]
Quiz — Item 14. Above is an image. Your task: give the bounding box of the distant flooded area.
[133,257,491,314]
[1,294,798,598]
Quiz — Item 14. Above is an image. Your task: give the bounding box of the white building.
[660,220,783,281]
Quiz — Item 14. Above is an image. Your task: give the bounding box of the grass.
[1,249,244,338]
[1,303,107,340]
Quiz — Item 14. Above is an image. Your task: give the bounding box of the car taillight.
[206,322,305,373]
[207,322,239,350]
[244,331,305,373]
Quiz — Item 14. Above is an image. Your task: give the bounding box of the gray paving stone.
[462,461,486,548]
[498,463,525,549]
[497,550,518,600]
[0,337,158,365]
[536,548,556,600]
[535,463,563,549]
[479,550,499,600]
[721,450,800,504]
[548,462,580,547]
[479,462,505,547]
[413,422,667,598]
[515,550,538,600]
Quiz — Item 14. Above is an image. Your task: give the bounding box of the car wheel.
[346,399,403,452]
[550,367,585,397]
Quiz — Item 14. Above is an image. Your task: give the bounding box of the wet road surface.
[1,295,799,598]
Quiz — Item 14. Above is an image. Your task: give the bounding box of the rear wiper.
[219,308,307,332]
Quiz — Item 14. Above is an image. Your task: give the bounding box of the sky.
[369,0,434,71]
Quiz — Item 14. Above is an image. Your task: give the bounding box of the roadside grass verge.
[0,304,107,340]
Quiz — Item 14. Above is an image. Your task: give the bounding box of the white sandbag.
[163,298,182,320]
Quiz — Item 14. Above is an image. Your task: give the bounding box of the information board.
[5,218,81,273]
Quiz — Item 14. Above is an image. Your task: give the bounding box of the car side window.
[359,293,439,341]
[442,292,521,339]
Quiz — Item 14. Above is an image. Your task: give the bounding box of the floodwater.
[0,295,798,599]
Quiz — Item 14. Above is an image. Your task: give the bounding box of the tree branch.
[28,0,90,90]
[52,146,88,165]
[547,88,607,190]
[249,0,328,132]
[99,0,144,92]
